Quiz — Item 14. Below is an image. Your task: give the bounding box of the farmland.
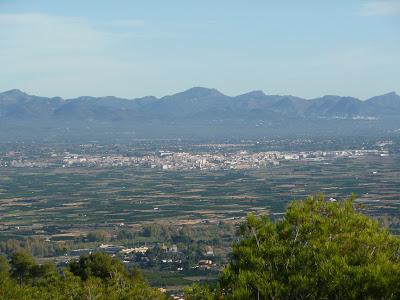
[0,142,399,240]
[1,138,399,292]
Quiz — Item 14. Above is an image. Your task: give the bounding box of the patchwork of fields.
[1,154,399,240]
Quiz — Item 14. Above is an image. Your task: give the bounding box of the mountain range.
[1,87,399,140]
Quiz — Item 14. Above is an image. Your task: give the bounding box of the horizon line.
[1,87,398,102]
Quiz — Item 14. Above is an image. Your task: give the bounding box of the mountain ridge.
[0,87,400,121]
[2,87,398,102]
[1,87,399,140]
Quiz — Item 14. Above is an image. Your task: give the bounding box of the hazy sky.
[0,0,399,99]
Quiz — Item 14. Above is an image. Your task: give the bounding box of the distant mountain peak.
[366,91,400,105]
[238,90,266,98]
[2,89,27,96]
[185,86,218,92]
[382,91,398,97]
[178,87,224,98]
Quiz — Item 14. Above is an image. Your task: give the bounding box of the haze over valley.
[1,87,400,140]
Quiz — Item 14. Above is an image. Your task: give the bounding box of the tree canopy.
[69,252,127,281]
[0,252,166,300]
[187,195,400,299]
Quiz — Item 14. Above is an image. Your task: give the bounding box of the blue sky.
[0,0,399,99]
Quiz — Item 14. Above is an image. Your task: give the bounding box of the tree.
[185,283,222,300]
[69,252,127,281]
[188,195,400,299]
[0,252,166,299]
[0,255,10,274]
[87,230,110,243]
[10,251,37,285]
[30,261,57,280]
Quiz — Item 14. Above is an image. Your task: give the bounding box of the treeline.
[89,222,236,246]
[0,221,236,259]
[0,238,67,258]
[0,252,165,300]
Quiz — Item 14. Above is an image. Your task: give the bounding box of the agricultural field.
[1,138,400,292]
[0,151,399,240]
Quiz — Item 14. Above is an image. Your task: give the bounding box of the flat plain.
[1,153,399,241]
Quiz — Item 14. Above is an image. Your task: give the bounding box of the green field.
[1,154,399,240]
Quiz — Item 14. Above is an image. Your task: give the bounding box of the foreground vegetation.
[186,195,400,299]
[1,195,400,299]
[0,252,165,300]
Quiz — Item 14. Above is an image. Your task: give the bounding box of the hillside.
[1,88,399,140]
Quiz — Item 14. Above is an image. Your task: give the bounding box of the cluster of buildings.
[69,243,161,257]
[63,242,216,272]
[59,149,389,170]
[0,149,389,170]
